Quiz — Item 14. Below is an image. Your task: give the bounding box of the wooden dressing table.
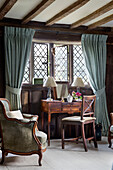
[41,100,82,146]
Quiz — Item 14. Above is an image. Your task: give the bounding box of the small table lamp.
[71,77,85,92]
[43,76,57,100]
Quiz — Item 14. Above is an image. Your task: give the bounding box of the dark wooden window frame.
[23,42,49,84]
[54,44,68,82]
[23,42,88,85]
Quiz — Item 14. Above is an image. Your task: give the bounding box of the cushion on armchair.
[110,125,113,133]
[35,129,47,150]
[6,110,23,120]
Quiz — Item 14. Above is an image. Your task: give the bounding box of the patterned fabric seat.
[62,116,96,122]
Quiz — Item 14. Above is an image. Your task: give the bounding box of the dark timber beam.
[0,18,113,36]
[46,0,89,26]
[34,31,81,42]
[22,0,55,24]
[71,1,113,29]
[88,13,113,29]
[0,0,17,20]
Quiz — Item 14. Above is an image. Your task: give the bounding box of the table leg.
[48,113,51,146]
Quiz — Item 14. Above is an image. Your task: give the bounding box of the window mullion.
[30,42,34,84]
[69,45,73,84]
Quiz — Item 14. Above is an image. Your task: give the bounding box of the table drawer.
[70,105,81,112]
[49,103,61,112]
[62,103,81,112]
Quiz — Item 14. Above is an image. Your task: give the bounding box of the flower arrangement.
[72,91,82,100]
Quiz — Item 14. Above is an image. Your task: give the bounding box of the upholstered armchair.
[108,112,113,148]
[0,98,47,166]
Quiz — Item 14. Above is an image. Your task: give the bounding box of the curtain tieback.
[94,87,105,97]
[6,85,21,95]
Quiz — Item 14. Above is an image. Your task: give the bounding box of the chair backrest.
[0,98,11,144]
[81,95,96,120]
[0,98,10,121]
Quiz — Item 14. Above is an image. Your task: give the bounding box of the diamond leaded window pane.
[33,43,48,82]
[23,59,30,83]
[73,45,88,84]
[54,45,68,81]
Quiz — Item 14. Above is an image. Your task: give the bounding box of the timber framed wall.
[1,24,113,119]
[0,27,5,97]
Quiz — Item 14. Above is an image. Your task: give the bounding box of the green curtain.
[81,34,110,135]
[4,26,35,110]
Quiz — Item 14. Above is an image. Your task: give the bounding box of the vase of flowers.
[72,91,82,101]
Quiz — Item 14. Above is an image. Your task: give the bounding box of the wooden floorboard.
[0,137,113,170]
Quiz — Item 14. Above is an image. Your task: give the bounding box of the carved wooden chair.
[0,98,47,166]
[108,112,113,147]
[61,95,97,151]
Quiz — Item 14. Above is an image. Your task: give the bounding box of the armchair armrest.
[6,116,37,125]
[22,113,38,122]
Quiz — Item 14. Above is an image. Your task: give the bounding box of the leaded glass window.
[54,45,68,81]
[73,45,88,84]
[22,42,88,85]
[33,43,48,82]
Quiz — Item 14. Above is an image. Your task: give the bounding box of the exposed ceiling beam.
[88,13,113,29]
[0,0,17,20]
[22,0,55,24]
[0,18,113,36]
[34,31,81,43]
[71,1,113,29]
[46,0,89,26]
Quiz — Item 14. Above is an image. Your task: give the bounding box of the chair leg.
[61,123,65,149]
[108,128,112,148]
[93,121,98,148]
[38,150,42,166]
[81,123,87,152]
[0,149,5,164]
[108,135,112,148]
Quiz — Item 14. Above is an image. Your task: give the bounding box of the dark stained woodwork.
[0,18,112,36]
[69,45,73,83]
[0,27,5,97]
[0,18,112,143]
[0,0,17,20]
[34,31,81,43]
[41,100,82,145]
[46,0,89,26]
[88,13,113,29]
[61,95,97,152]
[71,1,113,29]
[106,43,113,119]
[68,86,93,96]
[22,0,55,24]
[33,25,112,36]
[21,84,48,115]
